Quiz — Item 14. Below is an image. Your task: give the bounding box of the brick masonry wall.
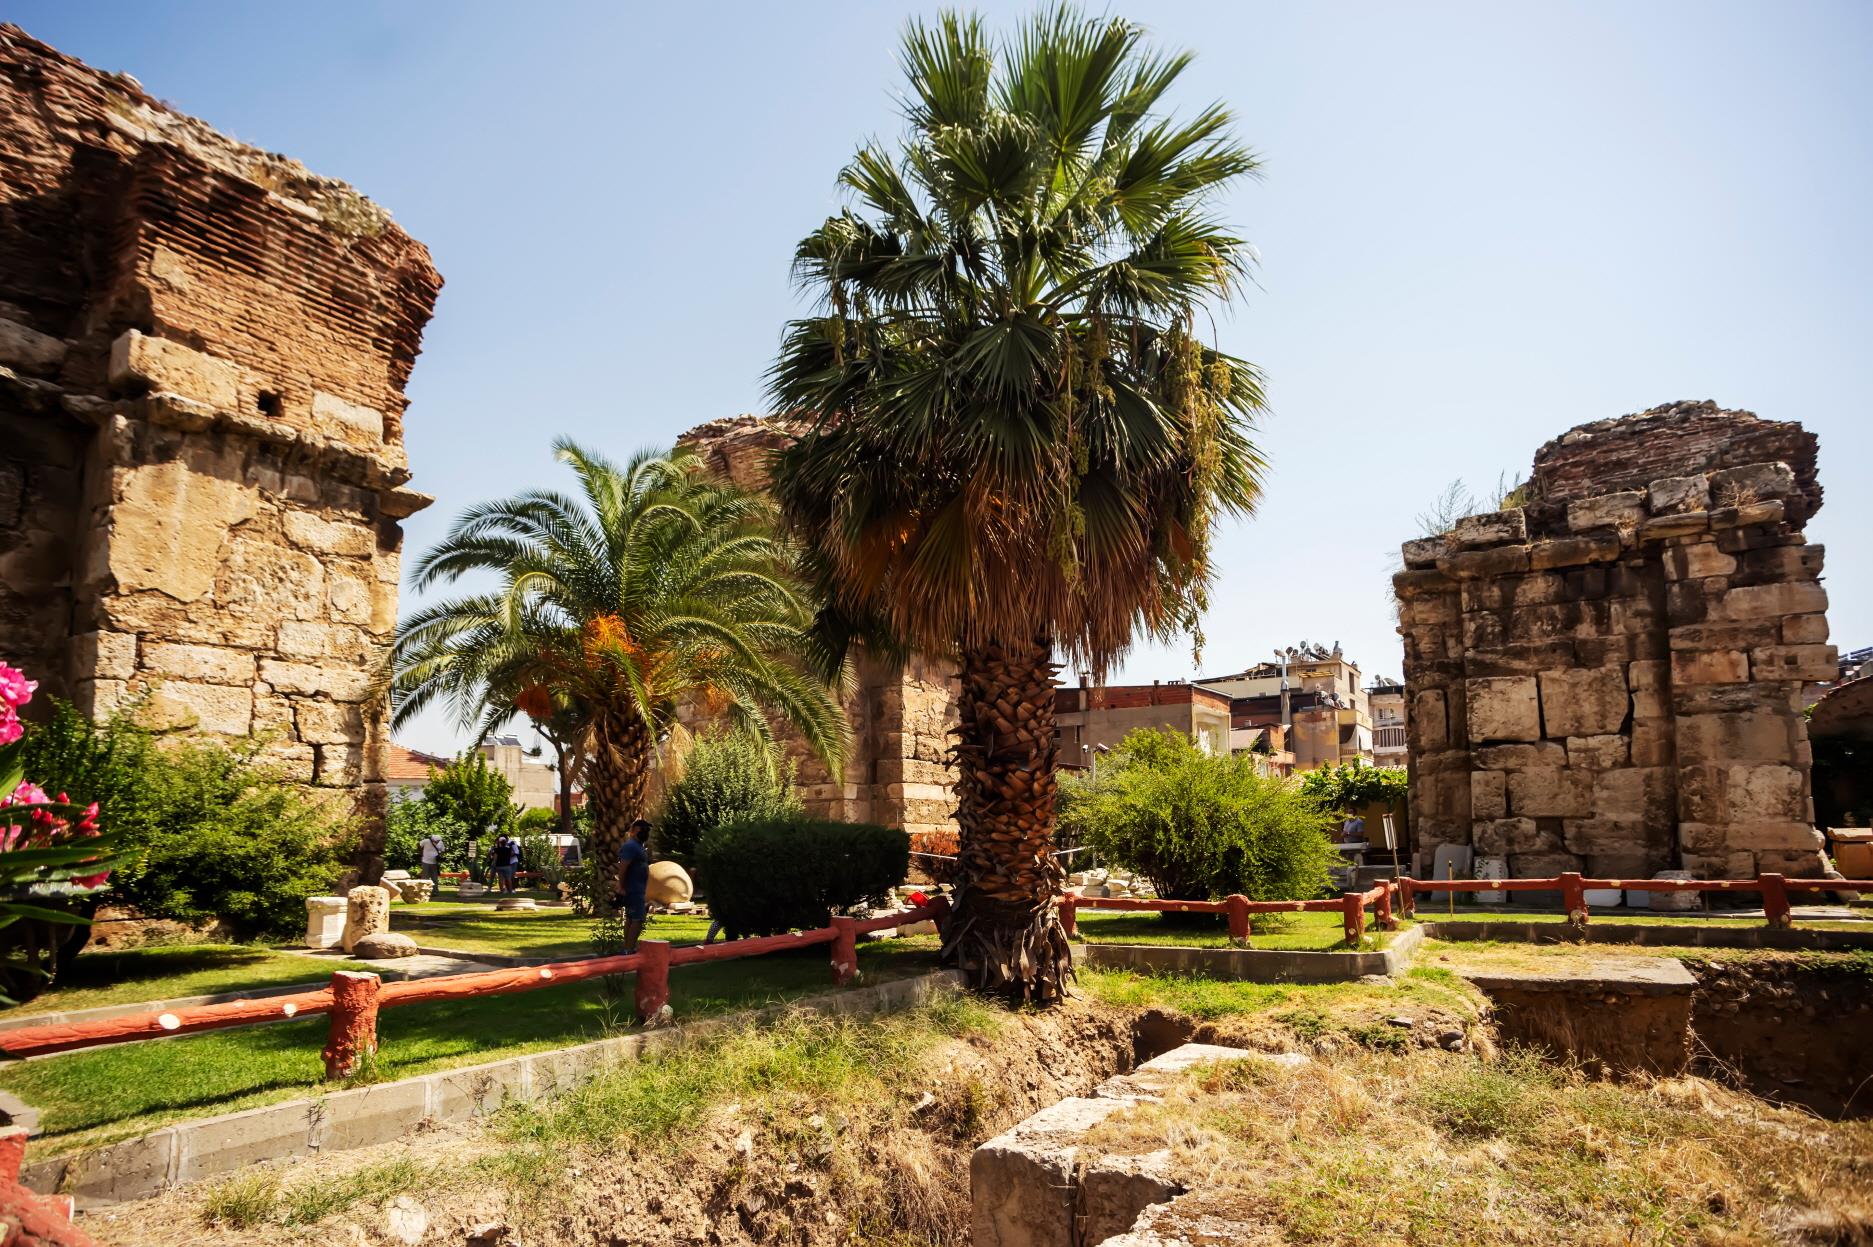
[1397,403,1834,880]
[0,25,440,857]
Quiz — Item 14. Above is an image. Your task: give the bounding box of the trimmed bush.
[653,730,801,870]
[1059,728,1338,902]
[695,816,908,938]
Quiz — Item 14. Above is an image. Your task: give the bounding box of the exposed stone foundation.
[679,416,960,839]
[1396,402,1834,880]
[0,26,440,842]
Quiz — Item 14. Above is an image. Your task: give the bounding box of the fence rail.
[1061,883,1397,946]
[1396,871,1871,928]
[0,899,950,1077]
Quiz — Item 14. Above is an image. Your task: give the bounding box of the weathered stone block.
[1507,768,1593,818]
[1708,461,1796,505]
[1562,817,1647,855]
[1749,644,1838,682]
[1781,614,1828,645]
[1448,509,1528,549]
[141,640,255,685]
[1401,535,1447,568]
[108,330,242,408]
[258,659,373,702]
[1470,770,1506,819]
[1647,475,1709,515]
[1566,492,1645,532]
[0,316,67,373]
[1670,649,1748,686]
[1675,710,1791,764]
[1475,817,1559,856]
[1528,534,1620,570]
[1474,741,1568,771]
[1565,735,1629,769]
[109,459,260,603]
[1638,512,1709,541]
[295,697,364,745]
[1440,546,1530,578]
[1627,659,1667,690]
[141,680,253,734]
[282,511,375,556]
[71,629,137,680]
[1713,581,1828,622]
[341,885,391,952]
[1466,677,1541,743]
[1536,666,1628,738]
[1410,690,1448,749]
[310,391,386,444]
[1662,542,1735,581]
[1722,764,1807,822]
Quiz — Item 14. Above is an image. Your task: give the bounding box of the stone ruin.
[1396,401,1836,881]
[679,415,960,841]
[0,28,440,839]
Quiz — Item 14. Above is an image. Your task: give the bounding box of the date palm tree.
[392,442,846,905]
[769,8,1267,1001]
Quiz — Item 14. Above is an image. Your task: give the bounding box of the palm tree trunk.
[585,717,651,914]
[943,633,1072,1003]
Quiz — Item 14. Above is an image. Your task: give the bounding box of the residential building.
[1368,677,1408,767]
[384,736,569,812]
[1054,681,1232,765]
[1200,642,1375,770]
[385,743,451,803]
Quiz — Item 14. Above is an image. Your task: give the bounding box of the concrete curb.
[1419,921,1873,951]
[20,969,963,1209]
[1079,924,1424,983]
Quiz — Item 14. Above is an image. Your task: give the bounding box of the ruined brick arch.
[1396,402,1835,882]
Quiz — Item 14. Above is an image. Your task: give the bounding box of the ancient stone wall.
[0,27,440,833]
[679,415,960,839]
[1396,402,1835,880]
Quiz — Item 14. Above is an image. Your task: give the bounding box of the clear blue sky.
[14,1,1870,756]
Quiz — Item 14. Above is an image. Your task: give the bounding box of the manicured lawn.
[4,938,942,1157]
[389,896,713,959]
[1076,962,1481,1026]
[1,946,373,1018]
[1073,909,1400,951]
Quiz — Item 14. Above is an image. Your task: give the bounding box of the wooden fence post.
[322,970,381,1081]
[1375,883,1397,931]
[831,916,859,985]
[1560,872,1588,927]
[634,939,672,1025]
[1398,877,1417,918]
[1058,893,1078,939]
[1341,892,1365,945]
[1225,894,1250,945]
[1759,874,1792,928]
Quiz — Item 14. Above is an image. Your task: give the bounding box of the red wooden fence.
[1395,872,1871,928]
[0,899,950,1077]
[1060,883,1398,946]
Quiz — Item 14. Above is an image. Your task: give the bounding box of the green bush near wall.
[696,816,908,938]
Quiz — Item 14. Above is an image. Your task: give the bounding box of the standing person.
[493,832,519,894]
[616,818,652,952]
[419,830,446,887]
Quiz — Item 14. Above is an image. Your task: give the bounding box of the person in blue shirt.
[616,817,652,952]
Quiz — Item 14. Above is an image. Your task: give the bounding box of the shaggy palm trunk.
[943,634,1072,1003]
[585,717,651,913]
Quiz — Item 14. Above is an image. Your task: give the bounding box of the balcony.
[1374,726,1407,751]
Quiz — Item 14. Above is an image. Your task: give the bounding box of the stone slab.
[1459,955,1696,996]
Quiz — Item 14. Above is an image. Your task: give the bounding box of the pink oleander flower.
[0,664,36,710]
[0,710,20,747]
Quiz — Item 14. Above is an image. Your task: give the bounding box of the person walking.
[419,830,446,887]
[616,818,652,952]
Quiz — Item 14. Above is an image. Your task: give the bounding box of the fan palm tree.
[392,442,847,906]
[768,8,1267,1001]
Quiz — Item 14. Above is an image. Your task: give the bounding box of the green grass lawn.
[1073,909,1401,951]
[388,896,713,959]
[1076,961,1481,1025]
[2,946,374,1018]
[3,938,943,1158]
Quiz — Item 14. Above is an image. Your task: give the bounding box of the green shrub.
[22,699,353,939]
[695,816,908,937]
[1058,728,1338,902]
[421,751,516,837]
[653,730,801,870]
[515,806,559,834]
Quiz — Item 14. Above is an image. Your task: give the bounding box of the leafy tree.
[1059,728,1336,902]
[420,752,516,839]
[383,795,467,873]
[1299,758,1408,815]
[393,443,847,912]
[653,730,802,870]
[769,9,1267,1000]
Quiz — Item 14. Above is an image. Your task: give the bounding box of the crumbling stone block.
[1466,677,1541,743]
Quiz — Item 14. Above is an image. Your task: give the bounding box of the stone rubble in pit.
[0,25,441,875]
[1396,400,1836,881]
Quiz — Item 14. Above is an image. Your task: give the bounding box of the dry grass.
[1086,1044,1873,1245]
